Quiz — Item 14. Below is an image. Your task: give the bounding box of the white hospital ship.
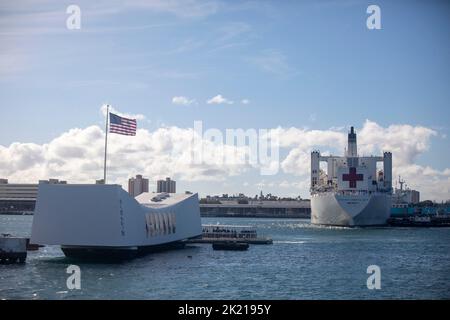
[31,184,202,260]
[310,127,392,226]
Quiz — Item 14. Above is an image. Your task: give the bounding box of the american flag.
[109,112,137,136]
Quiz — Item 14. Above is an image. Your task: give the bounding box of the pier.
[387,215,450,227]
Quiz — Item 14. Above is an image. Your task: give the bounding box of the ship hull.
[311,193,391,227]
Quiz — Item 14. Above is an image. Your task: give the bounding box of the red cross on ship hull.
[343,167,364,188]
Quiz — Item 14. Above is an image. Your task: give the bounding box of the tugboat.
[212,241,249,251]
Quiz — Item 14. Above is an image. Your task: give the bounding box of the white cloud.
[241,99,250,104]
[357,120,437,166]
[207,94,234,105]
[172,96,196,106]
[0,124,251,189]
[281,148,311,176]
[0,120,448,201]
[268,126,346,149]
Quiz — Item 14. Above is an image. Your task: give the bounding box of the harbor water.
[1,215,449,299]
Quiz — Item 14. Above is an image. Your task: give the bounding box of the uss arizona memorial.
[31,184,202,259]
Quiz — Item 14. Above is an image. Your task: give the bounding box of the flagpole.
[103,104,109,184]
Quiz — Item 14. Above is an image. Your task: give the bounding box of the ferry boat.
[202,224,257,240]
[310,127,392,227]
[30,184,202,260]
[187,224,273,244]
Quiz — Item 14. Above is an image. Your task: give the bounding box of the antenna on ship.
[398,175,404,191]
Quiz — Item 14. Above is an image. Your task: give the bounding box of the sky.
[0,0,449,201]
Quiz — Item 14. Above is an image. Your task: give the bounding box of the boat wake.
[274,240,306,244]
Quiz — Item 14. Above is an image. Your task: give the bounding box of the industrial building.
[200,199,311,218]
[0,179,66,214]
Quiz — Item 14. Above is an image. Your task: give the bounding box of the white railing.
[311,189,391,197]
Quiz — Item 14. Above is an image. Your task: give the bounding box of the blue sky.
[1,0,449,200]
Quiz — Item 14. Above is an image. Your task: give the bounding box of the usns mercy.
[310,127,392,226]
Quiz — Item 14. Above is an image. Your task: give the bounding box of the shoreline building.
[200,199,310,218]
[157,177,176,193]
[128,175,149,198]
[0,179,67,214]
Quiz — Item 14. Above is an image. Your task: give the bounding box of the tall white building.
[157,177,176,193]
[128,175,149,197]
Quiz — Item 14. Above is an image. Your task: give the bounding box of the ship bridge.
[311,127,392,194]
